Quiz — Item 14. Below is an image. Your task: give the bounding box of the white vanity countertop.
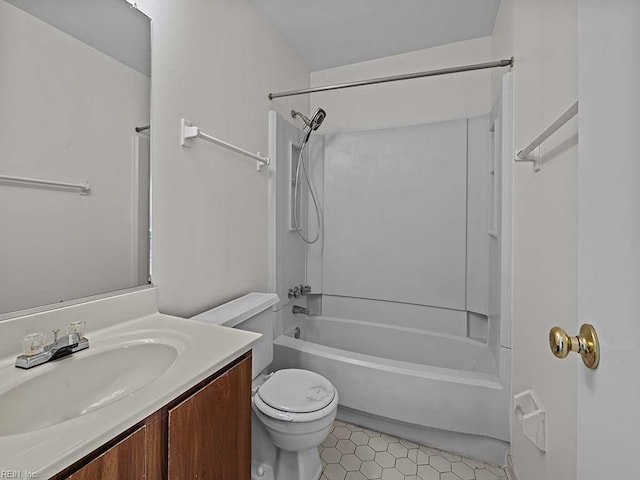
[0,308,260,478]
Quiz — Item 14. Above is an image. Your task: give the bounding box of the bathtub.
[273,315,510,461]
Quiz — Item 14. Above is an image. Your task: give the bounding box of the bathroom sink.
[0,342,177,436]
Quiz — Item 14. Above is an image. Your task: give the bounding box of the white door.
[577,1,640,478]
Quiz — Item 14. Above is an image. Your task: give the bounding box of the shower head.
[309,108,326,131]
[291,108,327,132]
[292,108,327,143]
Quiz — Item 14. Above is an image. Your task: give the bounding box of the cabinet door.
[168,356,252,479]
[67,427,146,480]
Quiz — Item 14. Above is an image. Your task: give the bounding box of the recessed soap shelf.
[514,389,546,452]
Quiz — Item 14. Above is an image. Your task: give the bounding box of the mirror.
[0,0,151,315]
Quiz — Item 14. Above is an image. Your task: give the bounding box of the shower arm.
[291,110,312,127]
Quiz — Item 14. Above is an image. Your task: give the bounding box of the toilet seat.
[258,369,335,413]
[254,369,337,422]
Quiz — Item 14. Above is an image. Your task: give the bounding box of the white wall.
[491,2,513,104]
[134,0,310,317]
[322,120,469,310]
[578,1,640,478]
[0,1,150,314]
[492,0,579,478]
[310,37,493,133]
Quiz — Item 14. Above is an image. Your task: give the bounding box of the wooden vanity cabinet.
[66,427,146,480]
[167,349,251,479]
[54,352,252,480]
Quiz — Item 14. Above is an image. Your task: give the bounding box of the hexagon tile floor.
[319,421,507,480]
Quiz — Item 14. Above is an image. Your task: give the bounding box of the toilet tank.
[190,293,279,379]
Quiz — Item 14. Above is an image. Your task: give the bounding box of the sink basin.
[0,342,177,436]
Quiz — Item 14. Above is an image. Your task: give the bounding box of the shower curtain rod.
[269,58,514,100]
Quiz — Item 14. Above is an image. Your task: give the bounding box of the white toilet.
[191,292,338,480]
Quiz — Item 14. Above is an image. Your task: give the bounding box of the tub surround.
[268,101,510,464]
[0,287,260,478]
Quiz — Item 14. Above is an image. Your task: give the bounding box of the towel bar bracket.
[514,149,541,172]
[180,120,199,148]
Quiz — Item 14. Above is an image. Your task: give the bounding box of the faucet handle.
[52,329,60,343]
[67,321,86,338]
[21,333,44,356]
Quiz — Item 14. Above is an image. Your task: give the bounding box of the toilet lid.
[257,369,335,413]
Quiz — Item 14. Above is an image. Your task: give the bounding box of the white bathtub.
[273,315,510,461]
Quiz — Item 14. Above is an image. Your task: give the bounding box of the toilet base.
[276,447,322,480]
[252,462,275,480]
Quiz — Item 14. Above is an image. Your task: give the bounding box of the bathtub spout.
[292,305,309,315]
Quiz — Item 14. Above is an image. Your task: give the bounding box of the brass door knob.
[549,324,600,369]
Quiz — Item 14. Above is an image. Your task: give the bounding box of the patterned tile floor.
[319,421,507,480]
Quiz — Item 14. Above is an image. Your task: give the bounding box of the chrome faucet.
[15,328,89,369]
[292,305,309,315]
[288,284,312,299]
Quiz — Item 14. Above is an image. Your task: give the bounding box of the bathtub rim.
[274,334,503,390]
[298,314,497,373]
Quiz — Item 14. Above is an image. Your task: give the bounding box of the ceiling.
[6,0,150,75]
[250,0,501,71]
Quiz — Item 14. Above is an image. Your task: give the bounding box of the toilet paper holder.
[514,389,546,452]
